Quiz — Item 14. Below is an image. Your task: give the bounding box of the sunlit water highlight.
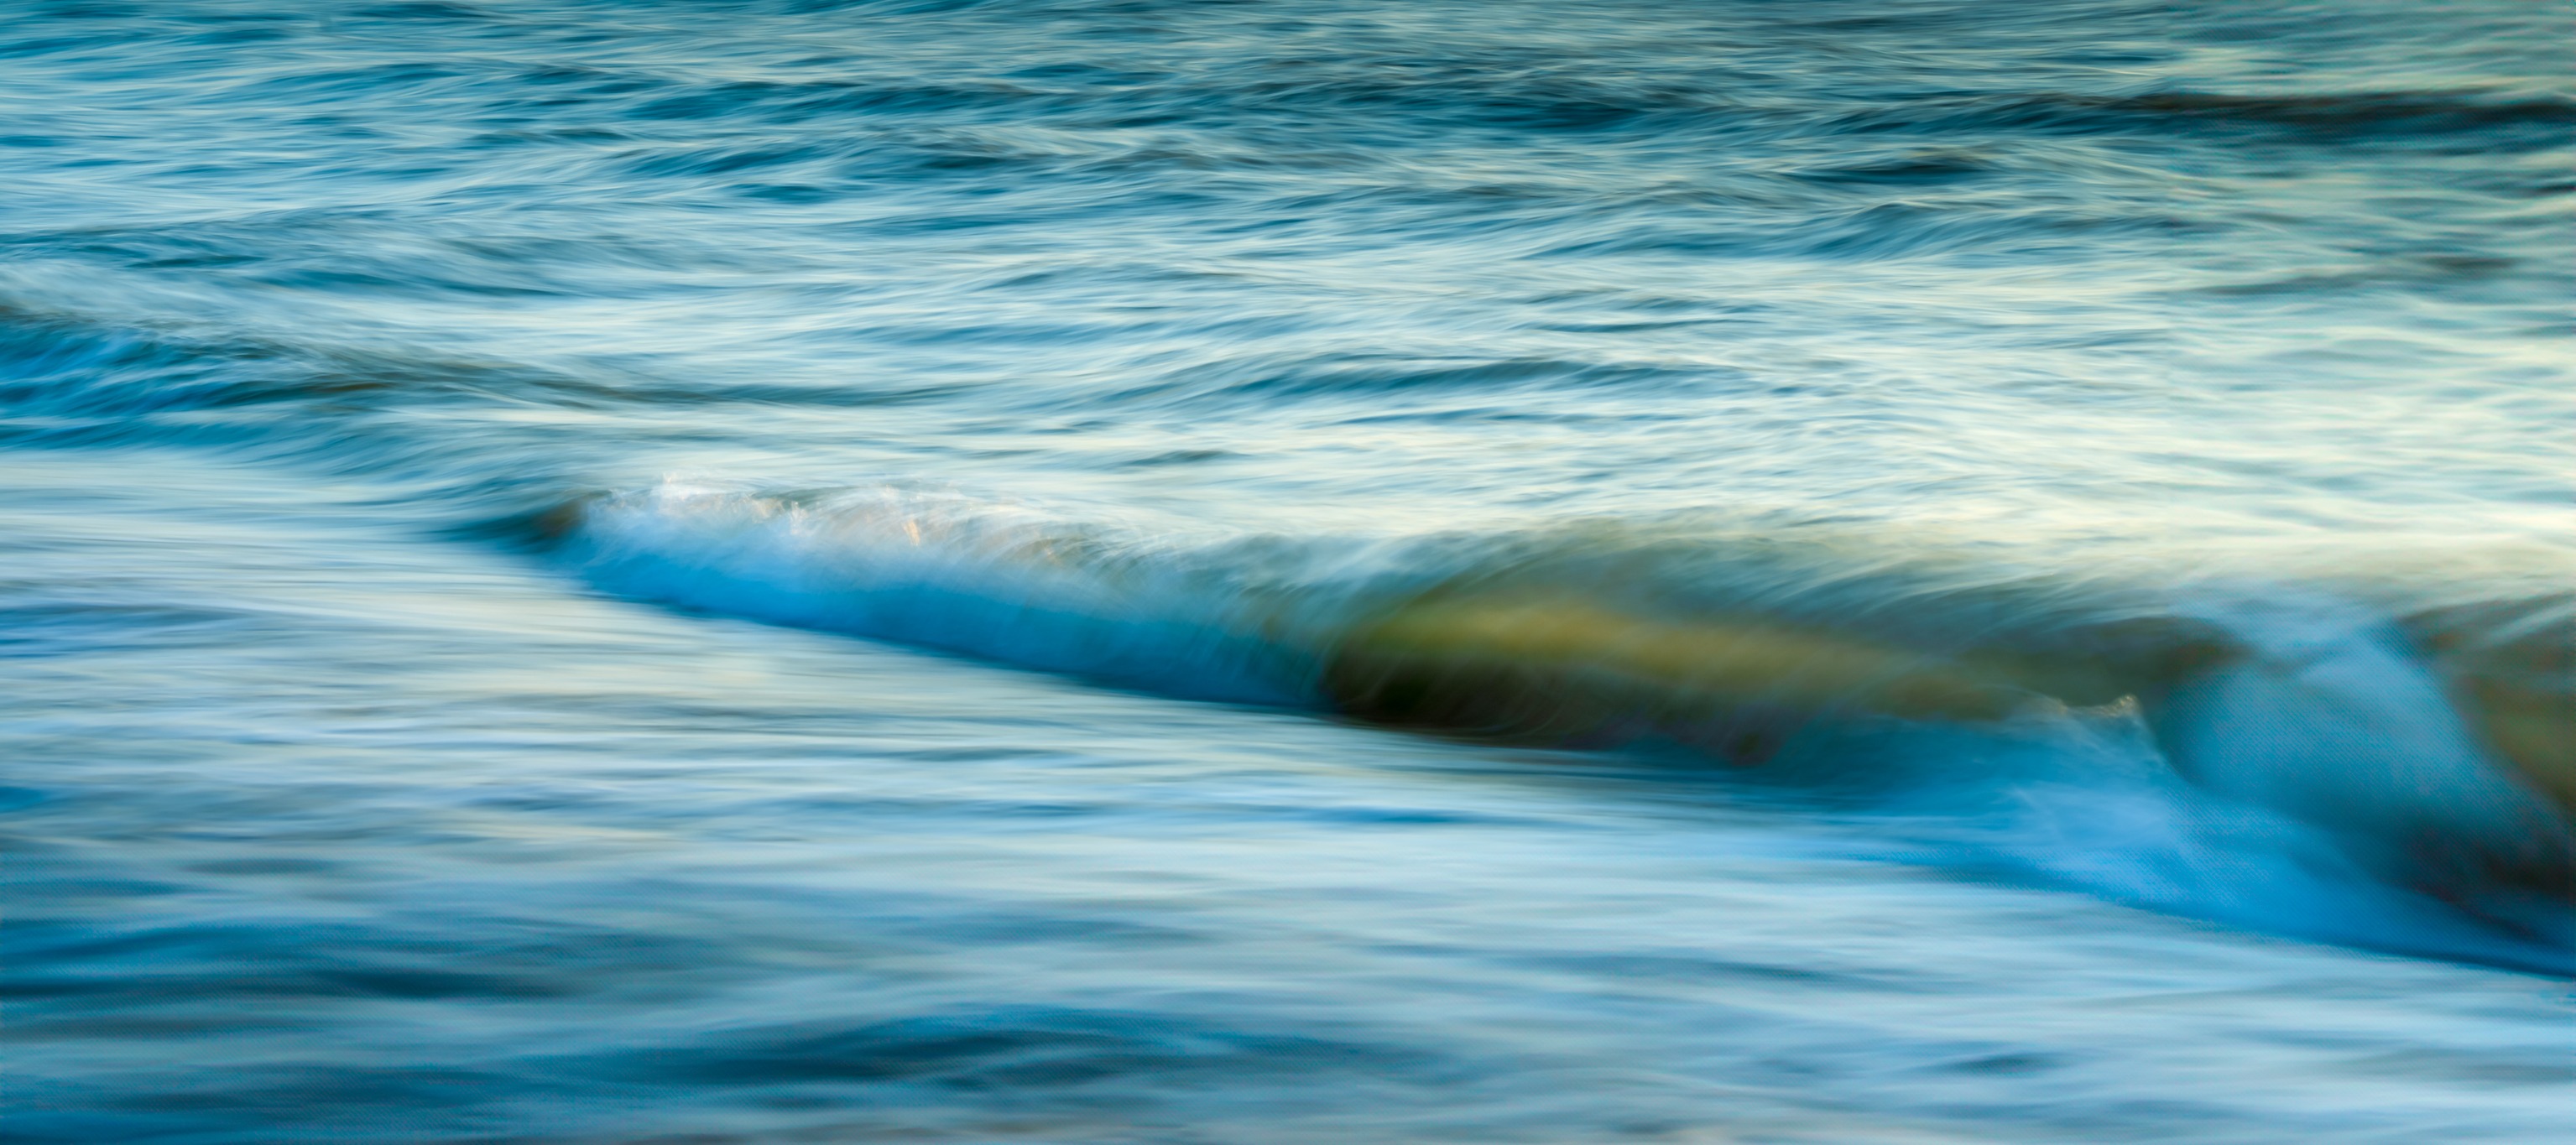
[4,2,2573,1141]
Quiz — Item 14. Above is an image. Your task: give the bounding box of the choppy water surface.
[5,2,2573,1140]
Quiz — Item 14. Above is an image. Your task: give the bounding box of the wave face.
[572,482,1320,705]
[7,1,2576,1140]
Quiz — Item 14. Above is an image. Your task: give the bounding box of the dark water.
[5,2,2573,1141]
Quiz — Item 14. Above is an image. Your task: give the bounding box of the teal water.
[5,2,2573,1140]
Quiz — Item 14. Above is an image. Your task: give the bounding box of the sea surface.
[4,2,2573,1141]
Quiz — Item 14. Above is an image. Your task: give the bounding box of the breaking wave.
[568,480,2576,965]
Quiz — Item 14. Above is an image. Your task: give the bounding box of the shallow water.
[5,2,2573,1141]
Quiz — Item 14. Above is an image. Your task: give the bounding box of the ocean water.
[4,1,2573,1140]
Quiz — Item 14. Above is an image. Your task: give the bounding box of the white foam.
[2145,596,2571,882]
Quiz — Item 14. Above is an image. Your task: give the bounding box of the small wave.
[566,481,2576,930]
[1097,353,1729,409]
[1838,89,2576,151]
[0,300,967,442]
[2109,89,2576,134]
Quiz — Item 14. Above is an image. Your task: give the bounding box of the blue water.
[6,2,2573,1140]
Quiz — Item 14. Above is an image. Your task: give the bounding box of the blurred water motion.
[4,2,2573,1141]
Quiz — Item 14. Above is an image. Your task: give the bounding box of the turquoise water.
[5,2,2573,1140]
